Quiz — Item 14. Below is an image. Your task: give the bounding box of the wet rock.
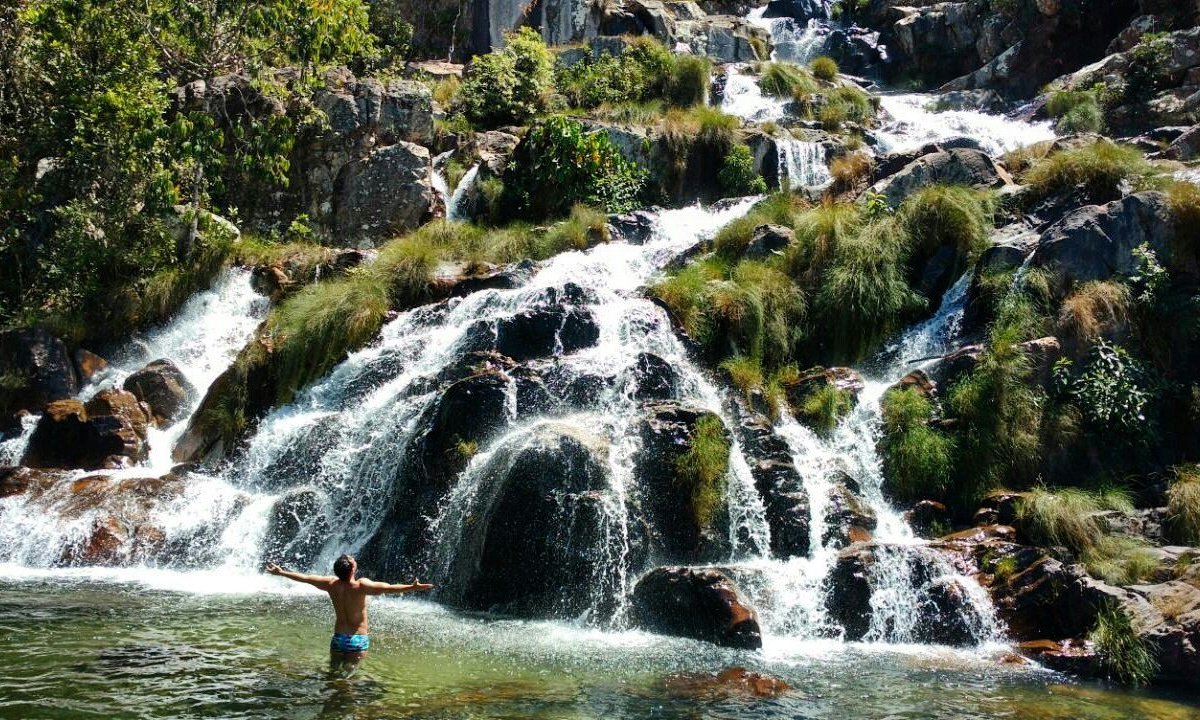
[631,566,763,649]
[824,475,878,549]
[609,210,660,245]
[973,491,1026,527]
[929,344,984,390]
[72,349,109,384]
[635,402,732,561]
[890,369,936,400]
[448,425,619,618]
[1031,192,1181,291]
[1163,123,1200,161]
[727,401,810,559]
[1017,639,1103,677]
[0,327,79,419]
[660,667,792,699]
[23,390,153,470]
[827,542,990,646]
[782,366,864,434]
[333,141,434,239]
[869,148,1011,207]
[744,224,795,261]
[123,359,197,426]
[261,487,331,568]
[630,352,680,400]
[907,500,951,538]
[762,0,828,21]
[465,308,600,362]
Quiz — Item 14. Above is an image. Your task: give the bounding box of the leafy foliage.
[456,28,555,128]
[1053,339,1156,438]
[501,116,646,221]
[718,145,768,196]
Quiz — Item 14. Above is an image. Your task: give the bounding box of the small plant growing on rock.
[798,384,853,436]
[718,145,768,196]
[675,414,731,531]
[879,387,955,503]
[1090,603,1159,685]
[810,56,839,82]
[456,28,555,128]
[1052,339,1156,438]
[1023,140,1153,204]
[1167,466,1200,545]
[1046,89,1105,134]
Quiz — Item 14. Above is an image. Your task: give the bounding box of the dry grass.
[1056,280,1132,349]
[829,152,873,192]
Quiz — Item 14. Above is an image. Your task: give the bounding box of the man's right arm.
[265,563,335,590]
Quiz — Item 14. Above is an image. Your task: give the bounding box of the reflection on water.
[0,579,1197,720]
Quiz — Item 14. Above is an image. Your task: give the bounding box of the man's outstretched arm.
[359,578,435,596]
[265,563,335,589]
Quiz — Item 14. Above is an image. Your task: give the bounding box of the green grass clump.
[1167,465,1200,545]
[993,556,1019,582]
[810,56,839,82]
[798,383,853,436]
[1090,603,1159,685]
[665,54,712,108]
[675,414,731,530]
[757,62,817,98]
[1015,487,1134,552]
[899,185,995,262]
[1056,280,1131,348]
[879,387,956,503]
[813,221,920,363]
[1047,89,1105,134]
[1023,140,1153,203]
[787,201,863,280]
[721,355,765,401]
[1083,535,1160,586]
[1167,180,1200,268]
[712,215,761,260]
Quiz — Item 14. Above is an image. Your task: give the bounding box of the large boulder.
[1029,191,1179,291]
[762,0,829,21]
[122,359,197,426]
[635,403,732,561]
[631,566,763,649]
[333,141,434,239]
[868,148,1011,207]
[731,406,810,559]
[22,390,153,470]
[439,424,623,618]
[0,327,79,422]
[826,542,993,646]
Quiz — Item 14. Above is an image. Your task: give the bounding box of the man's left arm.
[359,578,435,596]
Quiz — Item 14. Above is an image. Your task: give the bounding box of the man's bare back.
[265,555,433,670]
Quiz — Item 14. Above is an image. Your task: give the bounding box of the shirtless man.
[265,554,433,670]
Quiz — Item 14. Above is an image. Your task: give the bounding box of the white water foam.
[876,94,1056,157]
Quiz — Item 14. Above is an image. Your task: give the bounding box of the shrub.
[1015,487,1133,552]
[899,185,995,264]
[1090,603,1159,685]
[1052,339,1156,438]
[675,414,731,529]
[1023,140,1152,203]
[1125,33,1172,105]
[719,144,768,196]
[665,55,711,108]
[880,387,956,503]
[501,116,645,220]
[1167,466,1200,545]
[555,36,676,109]
[456,28,554,127]
[810,56,839,82]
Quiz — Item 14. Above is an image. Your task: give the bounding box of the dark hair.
[333,554,355,581]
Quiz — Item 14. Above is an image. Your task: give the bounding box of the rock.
[636,403,731,561]
[974,491,1026,527]
[660,667,791,699]
[609,209,660,244]
[333,141,434,240]
[782,366,864,434]
[313,70,434,147]
[72,349,109,384]
[261,487,330,568]
[631,566,763,649]
[465,307,600,362]
[1017,638,1104,677]
[631,353,680,400]
[907,500,951,537]
[445,424,619,618]
[930,344,984,389]
[744,224,795,260]
[22,390,153,470]
[0,327,79,419]
[1029,192,1179,290]
[868,148,1011,207]
[890,369,936,400]
[827,542,991,646]
[762,0,828,21]
[123,359,197,426]
[824,478,878,548]
[1163,124,1200,161]
[728,403,810,559]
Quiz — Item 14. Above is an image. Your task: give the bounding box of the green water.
[1,575,1198,720]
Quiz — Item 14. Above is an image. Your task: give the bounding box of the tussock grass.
[880,387,956,503]
[675,414,731,529]
[1083,535,1160,586]
[810,56,839,82]
[786,200,863,280]
[1090,603,1159,685]
[1047,89,1104,134]
[1024,140,1153,202]
[757,62,817,98]
[1001,140,1055,175]
[1167,465,1200,545]
[665,54,712,108]
[899,185,995,261]
[830,152,873,191]
[1056,280,1131,348]
[1167,180,1200,267]
[799,383,853,436]
[1015,487,1134,552]
[721,355,765,400]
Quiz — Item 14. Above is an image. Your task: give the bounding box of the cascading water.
[875,94,1056,157]
[747,6,831,65]
[721,65,790,122]
[431,151,480,223]
[777,137,832,188]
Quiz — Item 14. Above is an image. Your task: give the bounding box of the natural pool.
[1,572,1197,720]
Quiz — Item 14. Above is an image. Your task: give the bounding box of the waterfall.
[431,151,480,223]
[777,137,831,188]
[875,94,1056,157]
[721,65,790,123]
[0,414,38,466]
[747,7,830,65]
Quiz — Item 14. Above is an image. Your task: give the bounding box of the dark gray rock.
[631,566,763,649]
[123,359,197,426]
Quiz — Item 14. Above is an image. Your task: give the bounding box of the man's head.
[333,554,356,581]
